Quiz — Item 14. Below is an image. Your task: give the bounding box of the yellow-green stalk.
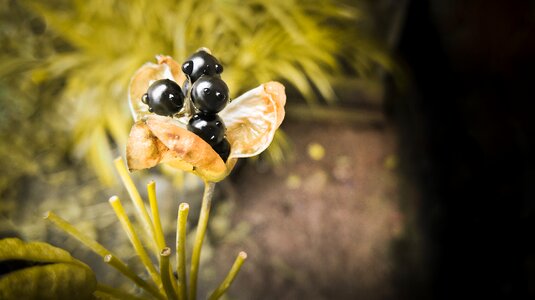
[109,196,163,291]
[208,252,248,300]
[176,203,189,300]
[189,181,216,300]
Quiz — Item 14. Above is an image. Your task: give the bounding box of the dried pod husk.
[126,115,236,182]
[0,238,96,300]
[127,55,286,182]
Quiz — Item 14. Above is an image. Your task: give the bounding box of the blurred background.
[1,0,534,299]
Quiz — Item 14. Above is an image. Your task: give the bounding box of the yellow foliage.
[14,0,391,184]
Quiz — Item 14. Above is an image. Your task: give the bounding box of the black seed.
[182,61,193,75]
[144,79,184,116]
[213,138,231,162]
[191,75,229,114]
[182,50,223,83]
[214,64,223,74]
[187,113,226,146]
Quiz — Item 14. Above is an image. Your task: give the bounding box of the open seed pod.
[127,54,286,182]
[0,238,96,300]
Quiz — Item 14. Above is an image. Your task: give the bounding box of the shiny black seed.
[181,50,223,83]
[144,79,184,116]
[187,113,226,146]
[214,64,223,74]
[212,138,231,162]
[191,75,229,114]
[182,61,193,75]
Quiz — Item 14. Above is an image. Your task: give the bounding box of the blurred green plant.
[0,1,70,204]
[18,0,391,185]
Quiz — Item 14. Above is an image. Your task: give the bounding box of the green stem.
[148,181,166,250]
[114,157,159,255]
[149,181,180,295]
[95,283,149,300]
[208,251,248,300]
[104,255,164,300]
[44,211,109,258]
[109,196,163,291]
[189,181,216,300]
[176,203,189,300]
[44,211,163,299]
[160,247,179,300]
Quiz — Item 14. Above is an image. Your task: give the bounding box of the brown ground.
[211,120,403,300]
[3,115,407,300]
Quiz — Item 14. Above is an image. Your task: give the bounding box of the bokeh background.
[1,0,534,299]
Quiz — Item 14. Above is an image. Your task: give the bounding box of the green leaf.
[0,238,97,300]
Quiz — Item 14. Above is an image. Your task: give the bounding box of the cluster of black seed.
[141,50,231,162]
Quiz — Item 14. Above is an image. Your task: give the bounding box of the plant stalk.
[148,181,166,250]
[177,203,189,300]
[114,157,159,255]
[208,251,247,300]
[189,181,216,300]
[44,211,163,299]
[95,283,149,300]
[160,247,179,300]
[109,196,163,291]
